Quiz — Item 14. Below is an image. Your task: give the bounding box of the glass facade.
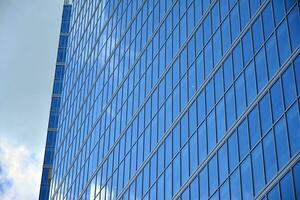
[46,0,300,199]
[39,3,71,200]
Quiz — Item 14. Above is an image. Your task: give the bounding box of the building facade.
[45,0,300,199]
[39,3,72,200]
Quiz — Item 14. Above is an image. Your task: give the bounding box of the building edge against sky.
[42,0,300,200]
[38,2,72,200]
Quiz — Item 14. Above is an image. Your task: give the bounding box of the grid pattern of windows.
[39,4,71,200]
[48,0,300,199]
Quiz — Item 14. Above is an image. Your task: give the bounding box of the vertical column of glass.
[38,4,71,200]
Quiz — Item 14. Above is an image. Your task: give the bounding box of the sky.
[0,0,63,199]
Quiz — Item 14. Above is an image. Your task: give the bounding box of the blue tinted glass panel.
[263,130,277,182]
[241,157,253,200]
[262,3,274,39]
[239,0,250,29]
[274,117,290,169]
[255,48,268,92]
[198,123,207,163]
[245,62,257,104]
[288,6,300,50]
[270,80,284,122]
[238,119,249,159]
[225,87,236,128]
[209,155,218,195]
[228,132,239,173]
[242,31,252,65]
[266,35,279,79]
[273,0,285,25]
[199,167,208,200]
[230,169,241,200]
[280,172,293,200]
[259,94,272,136]
[190,177,199,200]
[277,21,291,65]
[252,144,265,195]
[282,67,297,108]
[294,161,300,200]
[252,17,263,53]
[248,106,260,148]
[218,143,228,184]
[286,103,300,156]
[268,185,280,200]
[235,75,246,117]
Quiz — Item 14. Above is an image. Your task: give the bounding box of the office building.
[44,0,300,199]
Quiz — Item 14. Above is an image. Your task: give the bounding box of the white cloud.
[0,136,43,200]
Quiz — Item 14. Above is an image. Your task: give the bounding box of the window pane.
[288,6,300,50]
[270,80,284,122]
[204,15,211,44]
[181,113,188,146]
[181,144,189,183]
[274,117,290,169]
[255,48,268,92]
[173,154,181,194]
[224,55,233,91]
[277,21,291,65]
[230,169,241,200]
[225,87,236,128]
[189,134,198,174]
[268,185,280,200]
[263,130,277,182]
[215,67,224,102]
[190,177,199,200]
[218,143,228,184]
[209,155,218,195]
[198,123,207,163]
[241,156,253,200]
[245,62,257,104]
[252,17,263,53]
[216,99,226,141]
[222,18,231,52]
[220,0,229,21]
[206,79,215,113]
[213,30,222,65]
[196,53,204,89]
[293,161,300,200]
[165,165,172,200]
[266,34,279,79]
[259,94,272,136]
[242,31,253,65]
[282,66,297,108]
[248,106,260,148]
[235,74,246,117]
[251,144,265,195]
[173,123,180,156]
[199,167,208,200]
[207,111,216,152]
[233,43,243,78]
[238,119,250,159]
[220,180,230,200]
[212,3,220,33]
[286,103,300,156]
[205,41,213,77]
[197,91,206,124]
[273,0,284,25]
[230,5,240,41]
[239,0,250,29]
[295,56,300,95]
[228,132,239,173]
[280,172,293,200]
[263,3,275,39]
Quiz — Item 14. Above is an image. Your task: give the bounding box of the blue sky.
[0,0,63,199]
